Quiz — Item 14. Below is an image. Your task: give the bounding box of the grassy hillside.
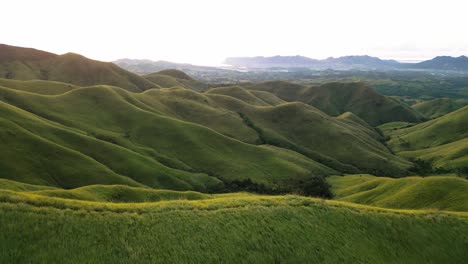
[207,86,273,106]
[377,121,414,137]
[143,73,186,88]
[413,98,468,118]
[398,138,468,169]
[0,184,466,263]
[207,92,411,175]
[329,174,468,211]
[0,44,157,92]
[0,85,339,190]
[30,185,211,203]
[156,69,194,80]
[134,86,409,176]
[144,69,210,91]
[0,78,78,95]
[244,81,423,126]
[387,105,468,149]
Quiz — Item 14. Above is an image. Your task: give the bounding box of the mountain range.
[224,55,468,71]
[112,55,468,75]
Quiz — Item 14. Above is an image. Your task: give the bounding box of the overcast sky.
[2,0,467,65]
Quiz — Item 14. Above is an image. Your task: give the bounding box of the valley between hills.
[0,44,467,263]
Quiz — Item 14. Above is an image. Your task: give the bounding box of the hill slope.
[388,105,468,151]
[0,78,78,95]
[415,56,468,71]
[0,44,156,92]
[386,106,468,170]
[244,81,423,126]
[205,90,411,175]
[329,174,468,211]
[0,84,339,190]
[143,69,209,91]
[0,184,467,263]
[412,98,468,118]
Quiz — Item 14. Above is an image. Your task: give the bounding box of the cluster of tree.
[409,158,468,178]
[220,176,333,199]
[408,159,434,175]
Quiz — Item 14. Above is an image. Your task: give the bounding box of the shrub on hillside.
[222,176,333,199]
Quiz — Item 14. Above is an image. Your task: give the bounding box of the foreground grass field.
[0,185,467,263]
[329,174,468,211]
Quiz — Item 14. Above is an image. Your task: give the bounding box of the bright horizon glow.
[2,0,467,66]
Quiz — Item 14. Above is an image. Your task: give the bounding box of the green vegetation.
[144,69,210,91]
[0,183,467,263]
[242,81,423,126]
[0,84,342,191]
[329,174,468,211]
[413,98,468,118]
[0,78,78,95]
[1,45,468,263]
[143,73,186,88]
[377,121,415,137]
[207,90,411,175]
[386,106,468,171]
[0,44,157,92]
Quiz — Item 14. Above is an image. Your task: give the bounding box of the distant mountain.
[322,56,401,69]
[224,55,468,72]
[224,55,402,70]
[224,56,319,68]
[0,44,156,92]
[114,59,229,75]
[414,56,468,71]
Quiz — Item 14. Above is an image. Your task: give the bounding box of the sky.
[2,0,467,65]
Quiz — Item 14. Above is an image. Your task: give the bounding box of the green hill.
[135,86,408,175]
[0,44,156,92]
[206,91,411,175]
[244,81,423,126]
[144,69,210,91]
[387,105,468,149]
[143,73,186,88]
[398,138,468,169]
[329,174,468,211]
[377,121,414,137]
[0,84,339,190]
[29,184,211,203]
[0,183,466,263]
[207,86,273,106]
[156,69,194,80]
[412,98,468,118]
[0,78,78,95]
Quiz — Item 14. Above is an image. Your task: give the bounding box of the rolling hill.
[387,106,468,170]
[242,81,423,126]
[0,77,418,194]
[205,87,412,175]
[412,98,468,118]
[143,69,210,91]
[0,44,157,92]
[0,181,466,263]
[0,82,342,191]
[1,46,468,263]
[329,174,468,211]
